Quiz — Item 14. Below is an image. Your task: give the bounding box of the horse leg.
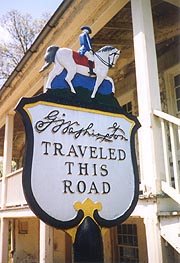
[91,76,103,99]
[45,64,63,90]
[65,67,76,94]
[55,49,77,94]
[105,76,115,93]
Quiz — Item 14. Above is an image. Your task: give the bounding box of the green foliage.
[0,10,50,85]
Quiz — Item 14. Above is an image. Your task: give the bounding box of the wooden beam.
[163,0,180,7]
[71,0,129,50]
[103,24,132,31]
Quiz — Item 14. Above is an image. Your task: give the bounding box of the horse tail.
[39,45,59,72]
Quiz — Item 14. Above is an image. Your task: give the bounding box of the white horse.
[40,45,120,98]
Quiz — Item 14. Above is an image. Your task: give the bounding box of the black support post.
[74,217,104,263]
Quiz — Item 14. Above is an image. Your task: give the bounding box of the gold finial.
[66,198,102,241]
[74,198,102,218]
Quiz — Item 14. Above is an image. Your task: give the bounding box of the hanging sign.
[16,42,140,229]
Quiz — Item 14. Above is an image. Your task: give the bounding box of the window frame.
[164,64,180,116]
[116,223,139,263]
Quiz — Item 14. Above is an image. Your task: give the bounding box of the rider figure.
[78,26,96,76]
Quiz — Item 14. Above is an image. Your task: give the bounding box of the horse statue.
[40,45,120,98]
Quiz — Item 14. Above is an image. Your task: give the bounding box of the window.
[117,224,139,263]
[18,221,28,234]
[122,102,132,114]
[174,74,180,112]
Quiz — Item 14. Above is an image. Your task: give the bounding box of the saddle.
[73,51,95,68]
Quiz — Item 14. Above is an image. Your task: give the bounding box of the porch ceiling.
[0,0,179,159]
[93,1,180,78]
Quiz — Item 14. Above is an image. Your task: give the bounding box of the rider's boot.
[88,60,96,76]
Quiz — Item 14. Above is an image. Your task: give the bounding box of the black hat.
[81,26,92,34]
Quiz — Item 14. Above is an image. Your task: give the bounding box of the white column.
[144,214,163,263]
[131,0,164,194]
[39,221,53,263]
[2,113,14,208]
[131,0,163,262]
[0,218,9,263]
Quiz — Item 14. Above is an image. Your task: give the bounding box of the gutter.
[0,0,73,97]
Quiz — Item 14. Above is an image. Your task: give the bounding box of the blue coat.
[79,32,92,56]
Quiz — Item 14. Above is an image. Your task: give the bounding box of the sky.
[0,0,63,42]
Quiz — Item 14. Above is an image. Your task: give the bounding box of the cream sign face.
[16,94,140,229]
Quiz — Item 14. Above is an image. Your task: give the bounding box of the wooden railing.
[0,168,27,208]
[154,110,180,204]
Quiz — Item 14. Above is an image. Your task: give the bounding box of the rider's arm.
[85,33,92,51]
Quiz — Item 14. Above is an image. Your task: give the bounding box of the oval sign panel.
[16,90,140,229]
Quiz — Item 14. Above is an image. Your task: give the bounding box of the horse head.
[95,46,120,68]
